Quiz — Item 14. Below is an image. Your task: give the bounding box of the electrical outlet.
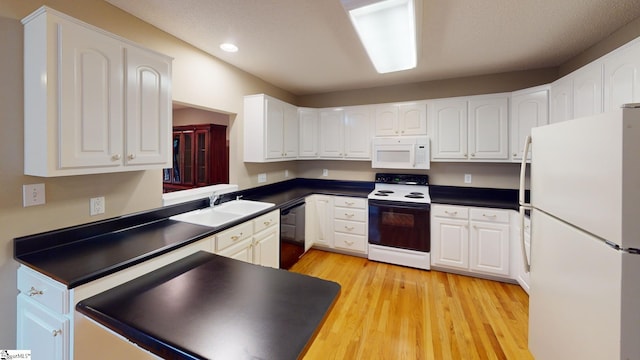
[90,197,105,216]
[322,169,328,176]
[23,183,45,207]
[258,173,267,183]
[285,169,289,177]
[464,174,472,184]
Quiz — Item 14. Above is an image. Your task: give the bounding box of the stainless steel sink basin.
[170,200,275,227]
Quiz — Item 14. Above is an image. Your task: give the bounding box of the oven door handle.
[368,199,431,210]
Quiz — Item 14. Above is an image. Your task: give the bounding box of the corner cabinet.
[509,86,549,161]
[22,6,172,177]
[244,94,298,162]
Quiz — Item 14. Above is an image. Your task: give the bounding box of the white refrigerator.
[519,105,640,360]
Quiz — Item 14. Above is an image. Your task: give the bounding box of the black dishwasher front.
[280,202,305,269]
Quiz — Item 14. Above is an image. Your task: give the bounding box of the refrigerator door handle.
[519,206,531,272]
[519,135,532,207]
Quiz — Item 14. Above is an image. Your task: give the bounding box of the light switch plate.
[322,169,329,176]
[258,173,267,183]
[464,174,472,184]
[23,183,45,207]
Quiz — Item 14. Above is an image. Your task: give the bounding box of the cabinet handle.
[345,201,355,206]
[128,154,136,160]
[463,153,467,157]
[28,287,43,297]
[52,329,62,337]
[263,220,272,226]
[344,240,354,246]
[471,153,475,157]
[401,130,405,134]
[513,153,518,157]
[482,214,497,218]
[444,211,458,216]
[345,226,354,231]
[111,154,121,160]
[345,213,355,218]
[231,232,243,241]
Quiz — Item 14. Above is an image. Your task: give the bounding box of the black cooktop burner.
[405,194,424,199]
[374,192,390,196]
[409,192,424,196]
[378,190,394,194]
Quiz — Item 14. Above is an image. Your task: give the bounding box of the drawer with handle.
[216,221,253,252]
[469,208,509,223]
[333,197,366,209]
[334,233,367,252]
[253,210,278,233]
[17,267,69,314]
[431,205,469,219]
[334,208,366,222]
[334,219,366,235]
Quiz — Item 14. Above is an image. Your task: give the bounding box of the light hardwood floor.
[290,249,533,360]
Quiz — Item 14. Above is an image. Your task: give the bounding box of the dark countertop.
[14,178,524,289]
[76,251,340,360]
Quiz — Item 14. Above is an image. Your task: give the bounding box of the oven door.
[368,199,430,252]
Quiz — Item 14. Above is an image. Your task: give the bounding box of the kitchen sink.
[213,199,275,215]
[170,200,275,227]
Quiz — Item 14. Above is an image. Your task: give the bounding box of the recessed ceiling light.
[220,43,239,53]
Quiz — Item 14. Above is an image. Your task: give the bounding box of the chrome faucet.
[209,193,219,207]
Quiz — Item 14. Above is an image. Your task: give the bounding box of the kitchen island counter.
[76,251,340,360]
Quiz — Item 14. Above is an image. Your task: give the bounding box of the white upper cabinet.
[603,39,640,112]
[244,94,298,162]
[572,61,603,119]
[549,76,573,124]
[298,108,319,158]
[374,102,427,136]
[430,99,468,160]
[510,86,549,161]
[319,106,372,160]
[468,96,509,160]
[23,7,172,177]
[318,109,345,158]
[431,94,508,161]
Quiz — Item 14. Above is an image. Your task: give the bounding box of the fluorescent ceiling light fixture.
[220,43,239,52]
[341,0,417,74]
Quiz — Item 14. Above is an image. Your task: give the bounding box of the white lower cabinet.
[305,195,368,255]
[431,204,510,279]
[511,212,531,294]
[17,294,70,360]
[215,209,280,268]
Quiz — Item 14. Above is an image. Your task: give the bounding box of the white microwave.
[371,136,430,170]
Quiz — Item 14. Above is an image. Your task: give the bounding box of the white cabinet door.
[510,87,548,161]
[282,103,299,159]
[468,97,508,160]
[17,295,69,360]
[549,76,573,123]
[398,103,427,135]
[344,106,372,159]
[58,18,124,170]
[374,105,398,136]
[572,62,603,119]
[319,109,345,158]
[431,99,468,159]
[253,226,280,268]
[304,195,334,250]
[265,97,285,159]
[469,221,510,276]
[603,39,640,112]
[217,238,253,263]
[431,217,469,270]
[125,45,171,166]
[298,108,318,158]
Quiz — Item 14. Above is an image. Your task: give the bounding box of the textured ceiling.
[105,0,640,95]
